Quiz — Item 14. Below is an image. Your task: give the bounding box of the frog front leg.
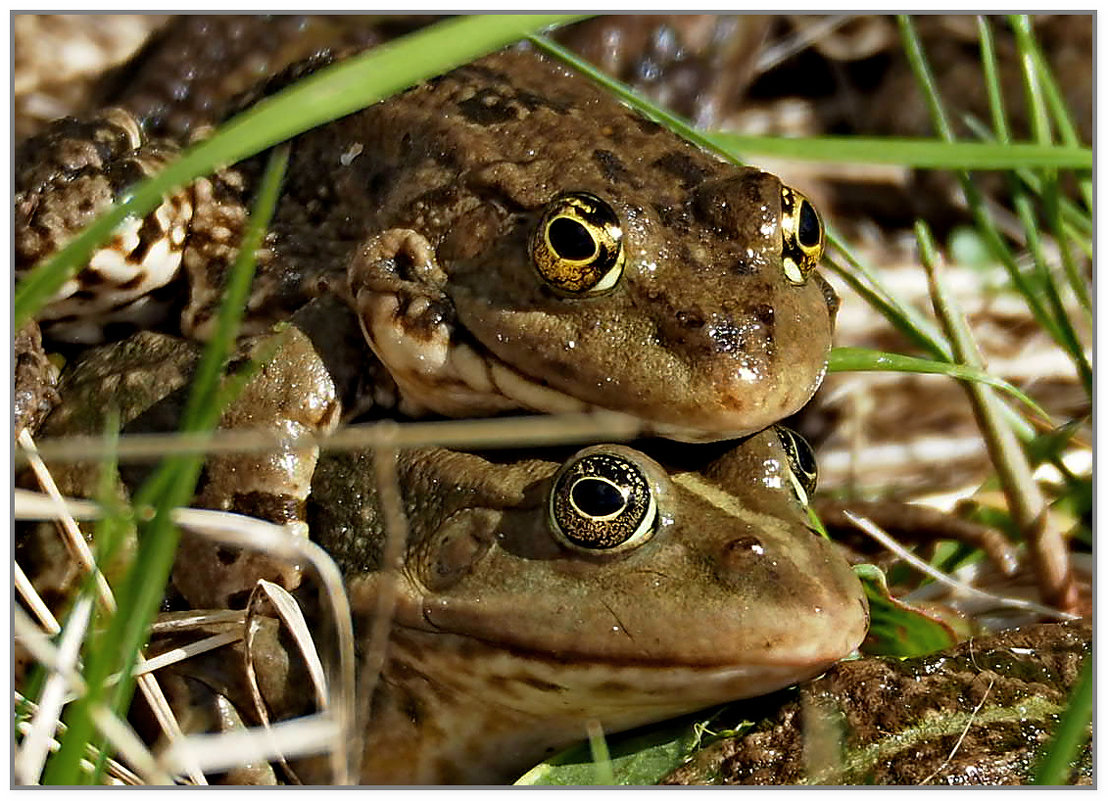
[174,327,342,609]
[348,228,589,418]
[15,110,196,344]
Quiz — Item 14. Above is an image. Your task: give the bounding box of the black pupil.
[797,201,820,247]
[549,217,596,261]
[571,478,625,518]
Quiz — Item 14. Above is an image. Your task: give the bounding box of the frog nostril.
[721,535,766,572]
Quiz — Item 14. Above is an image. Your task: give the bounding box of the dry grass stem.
[15,702,146,786]
[247,581,329,709]
[917,677,994,785]
[90,705,175,785]
[149,609,247,633]
[131,632,243,677]
[17,410,644,468]
[353,443,409,782]
[162,712,340,776]
[16,595,93,784]
[15,560,61,634]
[920,234,1076,611]
[845,511,1076,621]
[243,580,335,783]
[13,608,83,695]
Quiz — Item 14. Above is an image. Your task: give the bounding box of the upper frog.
[306,428,866,783]
[17,43,835,439]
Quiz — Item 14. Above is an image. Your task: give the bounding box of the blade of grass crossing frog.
[1032,653,1092,785]
[528,35,737,164]
[704,134,1090,170]
[13,14,588,329]
[828,347,1049,423]
[43,148,289,784]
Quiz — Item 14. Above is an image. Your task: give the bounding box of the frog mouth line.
[358,290,730,440]
[358,291,598,417]
[393,621,840,714]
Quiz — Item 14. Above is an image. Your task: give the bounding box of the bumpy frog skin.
[307,430,867,784]
[16,44,836,439]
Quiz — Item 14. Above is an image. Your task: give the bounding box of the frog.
[19,319,866,784]
[151,424,867,784]
[16,40,837,440]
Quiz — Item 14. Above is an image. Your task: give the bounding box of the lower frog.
[20,314,866,784]
[17,34,836,440]
[155,426,867,784]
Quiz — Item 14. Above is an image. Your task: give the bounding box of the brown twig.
[916,222,1076,612]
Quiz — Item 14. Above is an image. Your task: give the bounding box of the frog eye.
[775,425,818,506]
[549,450,657,553]
[531,192,625,296]
[779,186,824,286]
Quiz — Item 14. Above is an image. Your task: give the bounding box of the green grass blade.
[897,15,1074,360]
[977,16,1011,143]
[529,35,730,162]
[824,236,951,361]
[1009,16,1092,212]
[702,134,1090,170]
[1032,654,1092,784]
[14,14,586,330]
[828,346,1049,422]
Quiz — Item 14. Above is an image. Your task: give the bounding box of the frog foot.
[349,228,591,418]
[15,109,194,344]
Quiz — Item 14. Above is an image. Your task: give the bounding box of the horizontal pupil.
[797,202,820,247]
[571,477,625,518]
[549,217,596,261]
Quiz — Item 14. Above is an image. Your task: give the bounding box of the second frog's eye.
[549,450,657,553]
[779,186,824,285]
[775,425,818,506]
[531,192,625,295]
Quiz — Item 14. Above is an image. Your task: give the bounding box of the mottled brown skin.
[13,321,59,437]
[18,44,835,438]
[27,328,341,610]
[663,620,1092,786]
[307,431,867,783]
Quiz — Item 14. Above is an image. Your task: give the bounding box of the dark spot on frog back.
[592,148,639,187]
[652,151,715,190]
[457,88,524,125]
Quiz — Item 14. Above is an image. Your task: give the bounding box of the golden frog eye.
[779,186,824,285]
[531,192,625,295]
[775,425,818,506]
[549,450,657,552]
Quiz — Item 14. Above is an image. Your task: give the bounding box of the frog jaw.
[360,623,856,785]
